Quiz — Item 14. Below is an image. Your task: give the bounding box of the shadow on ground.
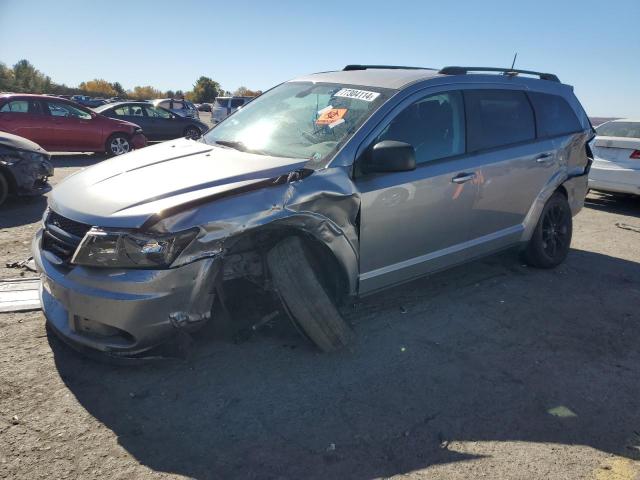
[49,248,640,479]
[585,191,640,217]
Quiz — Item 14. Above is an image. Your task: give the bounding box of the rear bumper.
[563,172,589,216]
[33,229,220,356]
[589,161,640,195]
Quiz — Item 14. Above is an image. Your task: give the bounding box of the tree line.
[0,59,262,102]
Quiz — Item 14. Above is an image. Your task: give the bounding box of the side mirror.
[366,140,416,173]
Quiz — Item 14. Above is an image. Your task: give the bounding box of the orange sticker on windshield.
[316,108,347,126]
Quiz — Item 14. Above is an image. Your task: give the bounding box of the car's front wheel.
[105,133,131,157]
[184,126,201,139]
[267,236,353,352]
[524,191,573,268]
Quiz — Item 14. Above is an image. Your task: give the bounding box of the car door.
[44,100,97,150]
[0,98,49,147]
[144,105,176,139]
[357,90,477,293]
[460,89,556,248]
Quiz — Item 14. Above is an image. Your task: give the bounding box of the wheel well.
[225,228,350,303]
[555,184,568,199]
[0,166,17,194]
[108,131,132,141]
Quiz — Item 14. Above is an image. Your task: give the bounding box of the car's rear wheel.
[106,133,131,157]
[0,171,9,207]
[184,126,201,139]
[266,236,353,352]
[524,191,572,268]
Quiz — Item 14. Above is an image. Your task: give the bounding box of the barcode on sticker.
[334,88,380,102]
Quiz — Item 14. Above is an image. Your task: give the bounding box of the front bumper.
[589,161,640,195]
[33,229,220,356]
[132,133,148,150]
[7,158,53,196]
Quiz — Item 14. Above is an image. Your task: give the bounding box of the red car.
[0,94,147,156]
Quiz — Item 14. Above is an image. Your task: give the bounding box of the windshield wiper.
[214,140,249,152]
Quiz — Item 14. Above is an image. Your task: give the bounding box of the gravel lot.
[1,143,639,479]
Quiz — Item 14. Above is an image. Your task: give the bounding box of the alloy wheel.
[110,137,131,155]
[541,203,569,259]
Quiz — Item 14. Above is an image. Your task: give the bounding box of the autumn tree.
[79,79,117,97]
[191,76,221,103]
[128,85,163,100]
[234,86,262,97]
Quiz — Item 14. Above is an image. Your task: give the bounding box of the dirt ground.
[1,150,639,480]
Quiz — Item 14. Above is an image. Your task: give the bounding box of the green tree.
[165,90,175,98]
[111,82,126,97]
[12,59,51,93]
[0,63,15,92]
[191,76,221,103]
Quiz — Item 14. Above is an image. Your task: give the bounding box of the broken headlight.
[71,228,198,268]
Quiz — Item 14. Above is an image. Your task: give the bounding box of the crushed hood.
[49,138,307,228]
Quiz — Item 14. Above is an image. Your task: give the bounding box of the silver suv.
[151,98,200,120]
[33,65,594,358]
[211,96,252,123]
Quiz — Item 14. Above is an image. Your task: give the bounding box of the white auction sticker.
[334,88,380,102]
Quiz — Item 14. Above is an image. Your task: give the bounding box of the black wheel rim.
[541,204,569,258]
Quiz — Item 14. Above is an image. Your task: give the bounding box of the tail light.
[631,150,640,159]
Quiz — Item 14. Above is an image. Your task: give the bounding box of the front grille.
[47,210,91,238]
[42,210,92,263]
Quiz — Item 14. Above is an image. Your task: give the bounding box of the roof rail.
[343,64,434,71]
[439,66,560,83]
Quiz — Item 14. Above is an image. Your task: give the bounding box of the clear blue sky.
[1,0,638,117]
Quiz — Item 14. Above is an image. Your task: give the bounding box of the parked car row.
[0,94,147,155]
[94,102,208,140]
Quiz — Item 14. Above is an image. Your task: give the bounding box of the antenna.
[510,53,518,70]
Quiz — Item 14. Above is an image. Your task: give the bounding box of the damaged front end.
[0,141,53,199]
[34,159,361,360]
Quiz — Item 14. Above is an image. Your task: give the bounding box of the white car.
[589,119,640,196]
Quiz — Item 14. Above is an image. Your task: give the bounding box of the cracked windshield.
[203,82,391,160]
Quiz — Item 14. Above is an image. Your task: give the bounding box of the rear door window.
[145,106,173,118]
[528,92,581,137]
[0,99,42,114]
[464,90,535,152]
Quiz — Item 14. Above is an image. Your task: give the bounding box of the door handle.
[535,152,554,163]
[452,172,477,184]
